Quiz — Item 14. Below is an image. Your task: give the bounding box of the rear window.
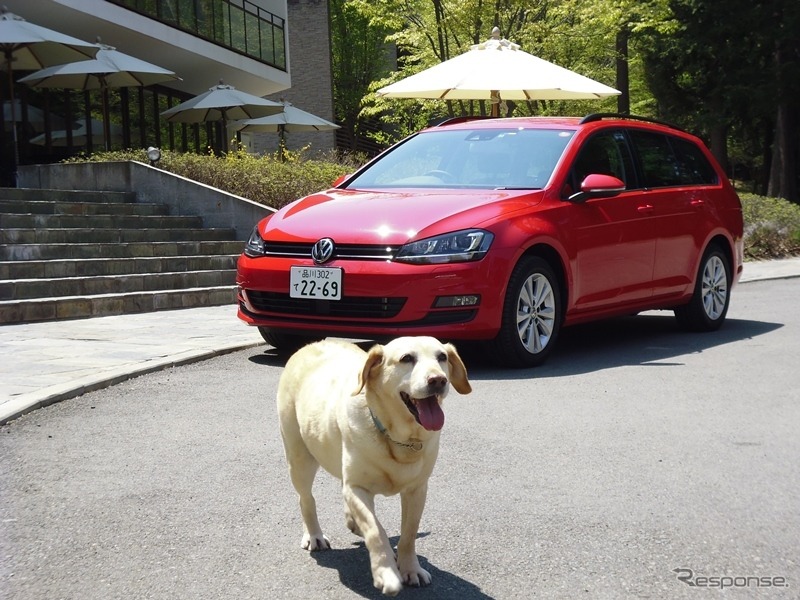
[629,129,717,187]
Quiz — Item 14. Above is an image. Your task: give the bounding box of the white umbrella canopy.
[376,27,620,115]
[18,39,181,89]
[19,39,181,149]
[29,118,123,148]
[0,8,98,182]
[234,101,340,133]
[160,80,284,152]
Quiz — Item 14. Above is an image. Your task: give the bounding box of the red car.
[237,114,744,367]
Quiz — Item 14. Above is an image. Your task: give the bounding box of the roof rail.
[580,113,686,133]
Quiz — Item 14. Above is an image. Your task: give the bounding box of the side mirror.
[568,173,626,203]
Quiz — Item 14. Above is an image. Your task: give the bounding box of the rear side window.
[629,129,718,187]
[670,137,718,185]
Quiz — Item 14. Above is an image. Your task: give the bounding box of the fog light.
[434,295,480,308]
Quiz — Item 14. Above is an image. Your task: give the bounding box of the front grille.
[262,241,401,261]
[246,290,406,319]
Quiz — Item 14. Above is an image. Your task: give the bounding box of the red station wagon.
[237,114,744,367]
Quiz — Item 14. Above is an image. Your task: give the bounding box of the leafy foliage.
[740,192,800,259]
[63,148,364,210]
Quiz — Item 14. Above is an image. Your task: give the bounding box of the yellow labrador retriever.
[276,336,471,596]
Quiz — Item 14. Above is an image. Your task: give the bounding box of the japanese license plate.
[289,266,342,300]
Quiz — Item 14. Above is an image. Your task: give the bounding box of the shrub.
[740,193,800,260]
[63,147,365,210]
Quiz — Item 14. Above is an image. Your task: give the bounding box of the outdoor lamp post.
[146,146,161,166]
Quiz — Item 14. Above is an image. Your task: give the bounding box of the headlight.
[244,225,266,257]
[394,229,494,264]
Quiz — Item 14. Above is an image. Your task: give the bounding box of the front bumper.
[235,254,506,340]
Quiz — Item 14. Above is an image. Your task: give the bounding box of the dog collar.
[369,408,423,452]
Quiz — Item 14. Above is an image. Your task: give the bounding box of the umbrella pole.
[101,81,111,151]
[4,51,19,186]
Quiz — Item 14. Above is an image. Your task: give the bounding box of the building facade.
[1,0,335,185]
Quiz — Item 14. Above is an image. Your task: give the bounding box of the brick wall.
[245,0,336,158]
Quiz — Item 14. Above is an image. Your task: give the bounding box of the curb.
[0,340,264,426]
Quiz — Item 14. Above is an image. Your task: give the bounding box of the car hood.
[262,187,542,244]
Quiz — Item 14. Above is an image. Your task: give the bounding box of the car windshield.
[347,127,574,190]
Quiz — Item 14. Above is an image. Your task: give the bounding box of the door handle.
[637,204,655,213]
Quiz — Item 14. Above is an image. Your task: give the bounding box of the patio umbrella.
[376,27,620,116]
[160,80,283,152]
[29,118,123,148]
[234,100,339,157]
[235,101,339,133]
[19,38,181,150]
[0,8,98,182]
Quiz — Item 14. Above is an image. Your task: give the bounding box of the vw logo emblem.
[311,238,335,264]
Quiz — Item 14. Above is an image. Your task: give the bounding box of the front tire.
[258,327,322,354]
[489,256,563,368]
[674,245,731,331]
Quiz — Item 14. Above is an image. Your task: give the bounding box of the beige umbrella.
[19,39,181,150]
[234,101,339,161]
[160,80,283,152]
[0,8,98,182]
[377,27,620,116]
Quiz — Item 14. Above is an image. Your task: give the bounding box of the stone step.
[0,286,238,324]
[0,212,203,229]
[0,227,237,245]
[0,199,169,216]
[0,187,136,204]
[1,270,236,300]
[0,240,244,260]
[0,255,239,279]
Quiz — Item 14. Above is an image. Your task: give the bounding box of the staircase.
[0,187,244,324]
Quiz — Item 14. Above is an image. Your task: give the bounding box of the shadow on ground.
[309,534,495,599]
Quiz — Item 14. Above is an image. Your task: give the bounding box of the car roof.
[427,113,690,137]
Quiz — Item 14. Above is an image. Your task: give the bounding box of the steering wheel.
[424,169,455,183]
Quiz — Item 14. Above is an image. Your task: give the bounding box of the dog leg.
[397,483,432,587]
[282,430,330,551]
[344,501,363,537]
[343,485,403,596]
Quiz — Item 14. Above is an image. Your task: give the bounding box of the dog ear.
[353,344,385,395]
[445,343,472,394]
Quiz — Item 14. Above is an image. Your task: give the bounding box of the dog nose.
[427,374,447,392]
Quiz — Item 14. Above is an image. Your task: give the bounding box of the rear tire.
[489,256,563,368]
[258,327,322,354]
[674,245,731,331]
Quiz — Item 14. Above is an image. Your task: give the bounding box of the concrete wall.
[18,162,274,241]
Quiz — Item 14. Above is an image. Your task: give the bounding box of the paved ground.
[2,257,799,425]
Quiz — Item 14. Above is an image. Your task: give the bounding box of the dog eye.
[400,353,416,364]
[437,352,447,363]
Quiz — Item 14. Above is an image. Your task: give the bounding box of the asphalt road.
[2,278,798,600]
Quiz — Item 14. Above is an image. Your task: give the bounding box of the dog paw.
[399,562,431,587]
[373,567,403,596]
[301,533,331,551]
[397,556,431,587]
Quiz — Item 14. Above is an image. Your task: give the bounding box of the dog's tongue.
[416,396,444,431]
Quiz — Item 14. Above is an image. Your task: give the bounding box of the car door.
[627,129,717,297]
[566,130,656,311]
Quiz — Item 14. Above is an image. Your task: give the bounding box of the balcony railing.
[109,0,286,71]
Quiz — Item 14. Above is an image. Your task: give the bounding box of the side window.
[628,129,684,187]
[571,130,635,189]
[670,137,718,185]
